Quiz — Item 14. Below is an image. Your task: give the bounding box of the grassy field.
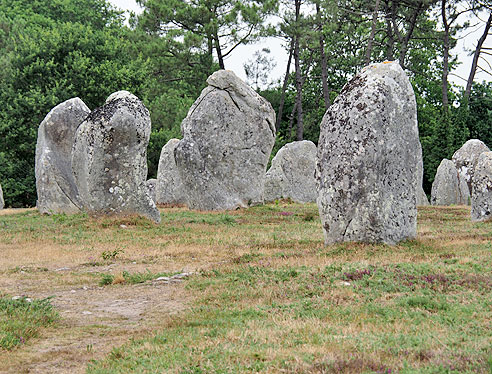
[0,203,491,373]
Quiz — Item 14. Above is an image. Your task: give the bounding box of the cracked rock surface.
[36,98,90,214]
[264,140,317,203]
[71,91,160,223]
[316,61,421,245]
[175,70,276,210]
[452,139,490,196]
[471,151,492,221]
[431,159,470,206]
[156,139,187,205]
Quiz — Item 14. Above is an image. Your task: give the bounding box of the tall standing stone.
[264,140,317,203]
[156,139,187,205]
[316,61,421,245]
[35,98,91,214]
[471,151,492,221]
[431,159,470,206]
[0,183,4,210]
[452,139,490,195]
[175,70,276,210]
[71,91,160,223]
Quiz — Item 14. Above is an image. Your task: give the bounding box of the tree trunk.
[316,2,331,110]
[385,0,395,61]
[288,102,297,141]
[214,32,225,69]
[365,0,381,65]
[398,2,423,68]
[275,38,295,131]
[294,0,303,141]
[441,0,450,113]
[465,12,492,100]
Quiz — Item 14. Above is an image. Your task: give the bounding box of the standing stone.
[0,183,4,210]
[175,70,276,210]
[431,159,470,206]
[452,139,490,195]
[264,140,317,203]
[146,179,157,203]
[316,61,421,245]
[471,152,492,221]
[72,91,160,223]
[35,98,90,214]
[156,139,187,205]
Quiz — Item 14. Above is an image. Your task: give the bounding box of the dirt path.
[0,273,189,373]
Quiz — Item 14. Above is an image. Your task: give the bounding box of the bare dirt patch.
[0,208,194,373]
[1,272,189,374]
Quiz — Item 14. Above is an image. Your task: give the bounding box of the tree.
[464,10,492,99]
[244,48,276,90]
[0,0,149,206]
[137,0,277,69]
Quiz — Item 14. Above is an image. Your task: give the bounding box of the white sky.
[109,0,491,88]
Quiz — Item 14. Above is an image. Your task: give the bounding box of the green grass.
[98,270,180,286]
[0,296,58,350]
[85,205,492,374]
[2,204,492,372]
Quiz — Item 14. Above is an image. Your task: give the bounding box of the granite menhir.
[316,61,421,245]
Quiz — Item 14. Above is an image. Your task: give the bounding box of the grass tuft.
[0,296,58,350]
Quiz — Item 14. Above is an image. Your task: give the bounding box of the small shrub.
[99,274,115,286]
[303,211,317,221]
[101,249,124,261]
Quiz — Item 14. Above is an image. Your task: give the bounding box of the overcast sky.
[108,0,491,88]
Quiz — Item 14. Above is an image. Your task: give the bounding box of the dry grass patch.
[1,204,491,373]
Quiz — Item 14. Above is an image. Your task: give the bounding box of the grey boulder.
[264,140,317,203]
[431,159,470,206]
[175,70,276,210]
[452,139,490,195]
[156,139,187,205]
[72,91,160,223]
[471,152,492,221]
[35,98,90,214]
[0,183,4,209]
[146,179,157,203]
[316,61,421,245]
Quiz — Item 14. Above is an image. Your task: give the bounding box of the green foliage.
[101,249,124,261]
[0,0,149,207]
[465,82,492,148]
[0,296,58,350]
[98,273,115,286]
[98,270,177,286]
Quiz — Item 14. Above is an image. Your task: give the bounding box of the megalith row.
[35,91,160,223]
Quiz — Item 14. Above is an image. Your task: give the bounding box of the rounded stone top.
[42,97,89,125]
[206,70,250,92]
[105,90,140,104]
[452,139,490,162]
[365,60,400,70]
